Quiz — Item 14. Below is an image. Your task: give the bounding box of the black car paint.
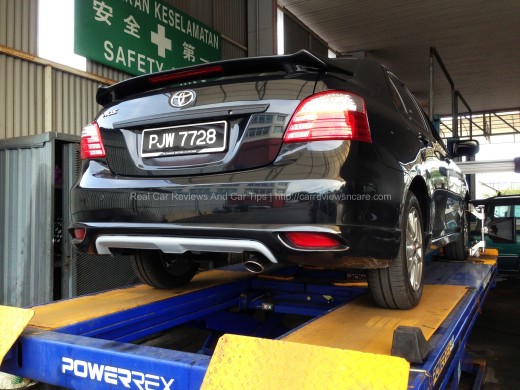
[70,52,467,269]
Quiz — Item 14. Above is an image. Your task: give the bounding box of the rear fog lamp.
[284,232,342,248]
[74,228,86,241]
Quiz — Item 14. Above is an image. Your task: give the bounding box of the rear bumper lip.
[96,235,279,264]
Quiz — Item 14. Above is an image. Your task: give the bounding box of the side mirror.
[448,139,479,158]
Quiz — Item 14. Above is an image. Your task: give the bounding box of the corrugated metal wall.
[0,56,46,138]
[0,0,250,306]
[214,0,248,59]
[165,0,248,59]
[0,0,38,54]
[213,0,247,47]
[85,62,130,83]
[0,58,107,139]
[0,0,249,140]
[283,12,328,57]
[52,69,101,135]
[0,0,43,139]
[0,136,54,307]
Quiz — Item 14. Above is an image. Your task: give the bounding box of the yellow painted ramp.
[29,270,251,330]
[201,334,410,390]
[474,248,499,265]
[283,284,468,355]
[0,306,34,363]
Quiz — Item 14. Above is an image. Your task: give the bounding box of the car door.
[422,115,468,237]
[487,203,520,271]
[387,74,462,239]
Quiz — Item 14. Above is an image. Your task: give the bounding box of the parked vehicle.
[70,50,478,309]
[470,195,520,271]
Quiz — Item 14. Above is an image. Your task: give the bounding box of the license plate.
[141,121,227,157]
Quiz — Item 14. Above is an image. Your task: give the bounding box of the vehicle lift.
[0,249,497,389]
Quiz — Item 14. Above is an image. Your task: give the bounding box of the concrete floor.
[466,272,520,389]
[24,272,520,389]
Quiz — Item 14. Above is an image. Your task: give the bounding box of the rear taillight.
[80,122,106,160]
[284,232,342,249]
[283,90,371,143]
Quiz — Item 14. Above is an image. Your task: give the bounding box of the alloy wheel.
[406,207,423,291]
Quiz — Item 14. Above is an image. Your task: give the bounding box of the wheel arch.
[407,176,430,236]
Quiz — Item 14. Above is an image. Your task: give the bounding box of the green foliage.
[482,188,520,198]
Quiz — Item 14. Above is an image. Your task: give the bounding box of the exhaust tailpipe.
[243,255,275,274]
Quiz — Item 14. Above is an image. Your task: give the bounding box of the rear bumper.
[70,154,404,269]
[70,222,399,269]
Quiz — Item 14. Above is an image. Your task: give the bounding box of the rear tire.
[367,192,424,309]
[131,251,198,289]
[444,208,469,261]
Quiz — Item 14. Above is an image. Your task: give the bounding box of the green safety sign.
[74,0,221,75]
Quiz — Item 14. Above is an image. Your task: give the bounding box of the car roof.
[470,195,520,206]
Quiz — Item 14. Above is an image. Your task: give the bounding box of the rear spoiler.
[97,50,329,106]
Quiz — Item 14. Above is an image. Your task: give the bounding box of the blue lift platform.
[0,249,497,389]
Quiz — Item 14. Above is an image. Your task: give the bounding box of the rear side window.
[493,205,518,218]
[388,75,426,129]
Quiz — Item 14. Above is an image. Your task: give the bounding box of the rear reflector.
[74,228,86,241]
[283,90,371,143]
[284,232,342,248]
[148,65,224,84]
[80,122,106,160]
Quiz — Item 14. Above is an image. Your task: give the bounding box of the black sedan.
[70,50,478,309]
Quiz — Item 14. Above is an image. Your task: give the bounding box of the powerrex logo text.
[61,357,174,389]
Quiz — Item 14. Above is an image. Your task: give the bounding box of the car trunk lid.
[95,51,340,177]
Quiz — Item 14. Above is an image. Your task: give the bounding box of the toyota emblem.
[169,90,196,108]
